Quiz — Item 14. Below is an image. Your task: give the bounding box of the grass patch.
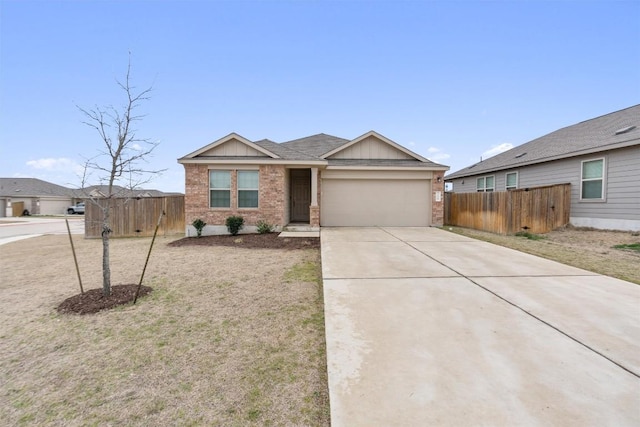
[613,243,640,253]
[283,261,322,284]
[0,235,330,426]
[447,226,640,285]
[514,231,546,240]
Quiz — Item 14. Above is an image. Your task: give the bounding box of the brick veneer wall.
[184,164,444,228]
[431,173,445,226]
[310,170,322,227]
[184,164,286,228]
[310,206,320,227]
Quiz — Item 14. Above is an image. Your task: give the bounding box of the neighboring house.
[77,185,178,199]
[0,178,75,217]
[446,105,640,231]
[0,179,178,217]
[178,131,448,235]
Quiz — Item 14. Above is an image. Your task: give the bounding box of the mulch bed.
[168,233,320,250]
[57,284,153,315]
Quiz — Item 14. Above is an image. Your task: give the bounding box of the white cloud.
[131,143,143,151]
[27,157,73,170]
[26,157,84,175]
[481,143,513,160]
[425,147,450,162]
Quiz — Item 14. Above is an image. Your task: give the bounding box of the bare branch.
[76,56,163,296]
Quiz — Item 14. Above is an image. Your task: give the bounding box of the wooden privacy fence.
[85,196,185,238]
[444,183,571,235]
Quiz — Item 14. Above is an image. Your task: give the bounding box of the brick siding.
[184,164,445,228]
[431,173,445,226]
[184,164,286,228]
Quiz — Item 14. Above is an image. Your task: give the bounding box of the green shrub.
[192,218,206,237]
[225,215,244,236]
[256,220,274,234]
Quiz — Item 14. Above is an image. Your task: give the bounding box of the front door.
[290,169,311,222]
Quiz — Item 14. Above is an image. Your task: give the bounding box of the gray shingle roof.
[280,133,349,158]
[254,139,321,161]
[0,178,75,197]
[77,185,171,198]
[0,178,177,198]
[180,131,449,170]
[446,105,640,179]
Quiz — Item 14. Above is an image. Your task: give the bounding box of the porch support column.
[309,167,320,228]
[310,168,318,206]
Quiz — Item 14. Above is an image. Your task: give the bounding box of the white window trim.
[209,170,231,209]
[477,175,495,192]
[580,157,606,202]
[237,170,259,209]
[505,171,518,190]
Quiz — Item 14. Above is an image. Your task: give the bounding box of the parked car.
[67,202,85,215]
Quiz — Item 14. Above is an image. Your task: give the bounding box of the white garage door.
[40,198,72,215]
[321,171,432,226]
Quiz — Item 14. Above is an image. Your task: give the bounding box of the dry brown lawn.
[0,234,330,426]
[448,226,640,285]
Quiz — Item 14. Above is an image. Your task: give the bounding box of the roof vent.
[515,152,527,158]
[615,125,636,135]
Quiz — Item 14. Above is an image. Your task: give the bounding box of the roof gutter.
[178,158,328,167]
[327,165,449,171]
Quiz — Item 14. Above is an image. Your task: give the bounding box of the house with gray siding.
[445,105,640,231]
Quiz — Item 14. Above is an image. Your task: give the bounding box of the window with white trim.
[581,158,605,200]
[505,172,518,190]
[477,175,495,192]
[210,170,231,208]
[237,170,259,208]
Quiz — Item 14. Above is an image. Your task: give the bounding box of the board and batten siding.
[328,136,414,160]
[202,138,269,157]
[446,146,640,231]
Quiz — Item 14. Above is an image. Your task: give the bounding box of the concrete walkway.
[322,227,640,426]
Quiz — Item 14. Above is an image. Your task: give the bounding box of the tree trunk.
[101,206,111,296]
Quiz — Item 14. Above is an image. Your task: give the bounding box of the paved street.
[0,216,85,246]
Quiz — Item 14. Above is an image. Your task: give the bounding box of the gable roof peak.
[321,130,430,163]
[178,132,279,161]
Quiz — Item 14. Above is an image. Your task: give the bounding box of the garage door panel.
[41,199,72,215]
[321,179,431,226]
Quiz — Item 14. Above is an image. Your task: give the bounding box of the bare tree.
[77,58,164,296]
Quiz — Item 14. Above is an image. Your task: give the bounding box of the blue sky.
[1,0,638,193]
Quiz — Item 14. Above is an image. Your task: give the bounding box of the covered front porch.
[286,167,320,230]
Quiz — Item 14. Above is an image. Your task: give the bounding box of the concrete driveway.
[322,227,640,426]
